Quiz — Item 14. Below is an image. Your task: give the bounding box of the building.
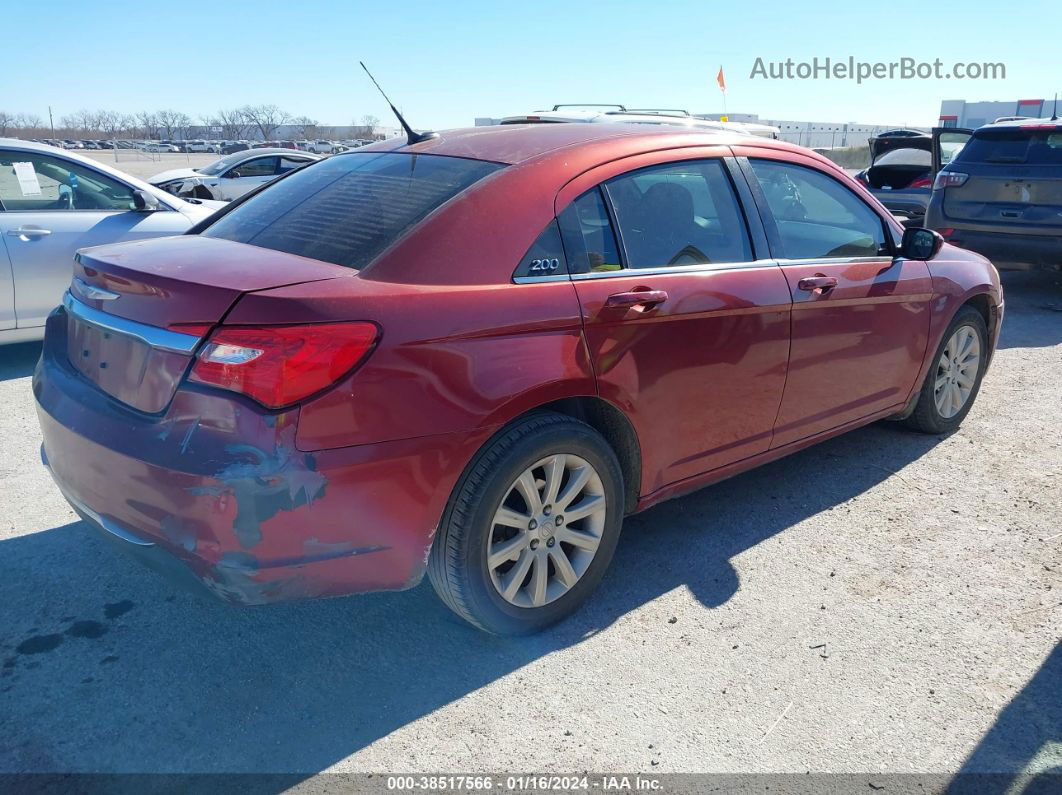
[695,113,926,148]
[938,99,1050,128]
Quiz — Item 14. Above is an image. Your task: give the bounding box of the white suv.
[184,140,221,153]
[500,106,780,139]
[309,140,338,154]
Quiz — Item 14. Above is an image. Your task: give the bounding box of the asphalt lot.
[0,271,1059,782]
[83,150,222,180]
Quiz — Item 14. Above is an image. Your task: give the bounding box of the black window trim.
[587,155,764,278]
[739,155,898,261]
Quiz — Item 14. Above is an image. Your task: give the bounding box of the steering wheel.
[55,184,75,210]
[667,244,710,266]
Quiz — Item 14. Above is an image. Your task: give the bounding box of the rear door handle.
[797,276,838,292]
[605,290,669,309]
[8,226,52,239]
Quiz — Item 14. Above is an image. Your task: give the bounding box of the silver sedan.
[0,140,224,344]
[148,148,322,202]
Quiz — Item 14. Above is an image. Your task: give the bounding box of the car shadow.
[0,341,41,382]
[949,642,1061,793]
[1,422,941,777]
[995,270,1062,350]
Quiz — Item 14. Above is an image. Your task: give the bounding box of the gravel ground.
[0,271,1058,783]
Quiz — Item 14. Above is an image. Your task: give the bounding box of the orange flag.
[717,66,726,93]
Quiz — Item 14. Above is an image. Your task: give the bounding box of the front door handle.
[605,289,669,309]
[797,275,838,292]
[8,226,52,240]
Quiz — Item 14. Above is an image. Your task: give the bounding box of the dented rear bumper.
[33,310,482,605]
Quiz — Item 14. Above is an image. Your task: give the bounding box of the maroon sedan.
[34,124,1003,634]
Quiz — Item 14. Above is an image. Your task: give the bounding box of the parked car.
[854,131,936,223]
[184,140,221,154]
[141,142,179,153]
[148,148,320,201]
[34,125,1002,634]
[252,140,300,150]
[0,139,224,344]
[220,140,250,155]
[926,118,1062,271]
[308,139,338,153]
[501,105,781,138]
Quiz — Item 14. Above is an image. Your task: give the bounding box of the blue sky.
[4,0,1056,129]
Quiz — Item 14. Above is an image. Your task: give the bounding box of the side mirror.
[132,189,161,211]
[225,170,241,179]
[900,227,943,260]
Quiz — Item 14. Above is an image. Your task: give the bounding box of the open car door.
[932,127,974,175]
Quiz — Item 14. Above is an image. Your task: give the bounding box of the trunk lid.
[941,164,1062,229]
[66,235,352,413]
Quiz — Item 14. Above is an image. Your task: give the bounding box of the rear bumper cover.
[928,222,1062,269]
[34,310,482,605]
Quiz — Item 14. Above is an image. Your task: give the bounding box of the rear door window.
[604,159,752,268]
[557,188,623,274]
[202,152,503,269]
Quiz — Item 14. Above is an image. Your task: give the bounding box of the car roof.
[979,116,1062,130]
[350,123,798,167]
[237,147,318,157]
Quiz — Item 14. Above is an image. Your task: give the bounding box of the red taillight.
[168,323,214,338]
[188,323,378,409]
[908,177,933,189]
[937,228,955,238]
[933,171,969,190]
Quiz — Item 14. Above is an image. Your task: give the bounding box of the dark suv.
[925,119,1062,270]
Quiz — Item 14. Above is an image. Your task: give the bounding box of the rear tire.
[904,306,989,434]
[428,412,624,635]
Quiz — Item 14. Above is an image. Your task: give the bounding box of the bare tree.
[136,110,160,139]
[60,108,102,134]
[96,110,131,140]
[16,113,43,130]
[291,116,319,139]
[361,114,381,132]
[242,104,289,140]
[155,109,192,140]
[0,110,15,135]
[209,108,251,140]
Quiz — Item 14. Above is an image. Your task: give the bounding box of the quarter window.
[604,159,752,268]
[750,160,887,259]
[514,220,567,279]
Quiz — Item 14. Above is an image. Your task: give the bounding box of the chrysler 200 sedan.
[34,124,1003,634]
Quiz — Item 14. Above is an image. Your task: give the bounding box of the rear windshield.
[201,152,503,269]
[956,128,1062,165]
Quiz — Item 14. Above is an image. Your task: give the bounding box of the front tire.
[428,412,624,635]
[904,306,989,434]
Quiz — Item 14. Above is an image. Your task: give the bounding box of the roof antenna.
[1052,93,1059,121]
[359,61,438,145]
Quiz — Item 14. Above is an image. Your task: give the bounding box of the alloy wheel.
[934,324,981,419]
[487,454,607,608]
